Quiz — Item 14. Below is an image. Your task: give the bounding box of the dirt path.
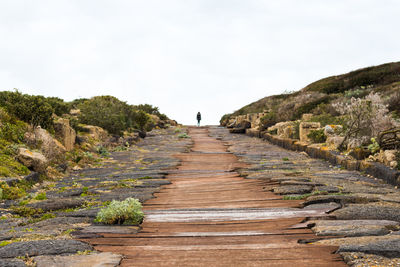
[86,127,345,266]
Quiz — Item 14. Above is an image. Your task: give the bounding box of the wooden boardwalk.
[85,127,346,266]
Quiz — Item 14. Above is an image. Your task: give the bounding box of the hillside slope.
[221,62,400,125]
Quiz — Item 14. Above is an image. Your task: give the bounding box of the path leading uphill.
[86,127,345,266]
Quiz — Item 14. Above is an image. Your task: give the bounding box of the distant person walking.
[197,112,202,127]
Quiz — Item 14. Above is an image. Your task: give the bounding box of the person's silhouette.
[197,112,201,127]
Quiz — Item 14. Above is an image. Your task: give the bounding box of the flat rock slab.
[302,202,341,212]
[0,240,93,258]
[313,186,340,193]
[0,258,26,267]
[338,239,400,258]
[332,203,400,221]
[311,220,399,237]
[28,198,85,212]
[273,185,313,195]
[280,181,322,186]
[34,252,122,267]
[303,195,377,206]
[270,177,312,182]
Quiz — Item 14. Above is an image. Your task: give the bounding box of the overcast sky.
[0,1,399,125]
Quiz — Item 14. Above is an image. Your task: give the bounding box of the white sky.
[0,1,399,125]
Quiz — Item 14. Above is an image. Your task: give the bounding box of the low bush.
[78,96,152,135]
[95,198,144,225]
[334,92,394,149]
[310,113,345,127]
[0,183,26,200]
[135,104,168,120]
[293,96,331,119]
[178,133,190,138]
[367,138,380,154]
[96,145,110,157]
[34,192,47,200]
[307,129,327,143]
[290,121,300,139]
[0,91,54,129]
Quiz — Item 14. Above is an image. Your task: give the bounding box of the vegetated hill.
[221,61,400,125]
[0,91,173,179]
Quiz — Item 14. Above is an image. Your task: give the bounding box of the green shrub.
[0,183,26,200]
[367,138,380,154]
[293,96,331,119]
[11,206,42,216]
[305,62,400,94]
[133,110,150,131]
[0,91,54,129]
[96,145,110,157]
[0,154,29,177]
[135,104,168,120]
[78,96,152,135]
[34,192,47,200]
[290,121,300,139]
[78,96,130,135]
[0,121,27,143]
[95,198,144,225]
[44,97,70,116]
[307,129,327,143]
[344,89,368,99]
[310,114,345,127]
[178,133,190,138]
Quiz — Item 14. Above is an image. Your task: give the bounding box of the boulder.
[166,120,178,126]
[324,125,343,136]
[299,122,321,143]
[54,118,76,151]
[34,127,66,159]
[69,109,81,116]
[326,136,345,149]
[81,125,109,141]
[237,120,251,129]
[268,121,297,138]
[17,148,48,173]
[24,172,41,183]
[383,150,397,165]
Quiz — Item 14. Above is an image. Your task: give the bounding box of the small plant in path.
[178,133,190,139]
[95,198,144,225]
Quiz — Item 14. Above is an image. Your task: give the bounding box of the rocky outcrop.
[17,148,48,173]
[268,121,297,138]
[299,122,321,143]
[54,118,76,151]
[24,127,67,160]
[81,125,109,141]
[373,150,398,169]
[229,120,251,134]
